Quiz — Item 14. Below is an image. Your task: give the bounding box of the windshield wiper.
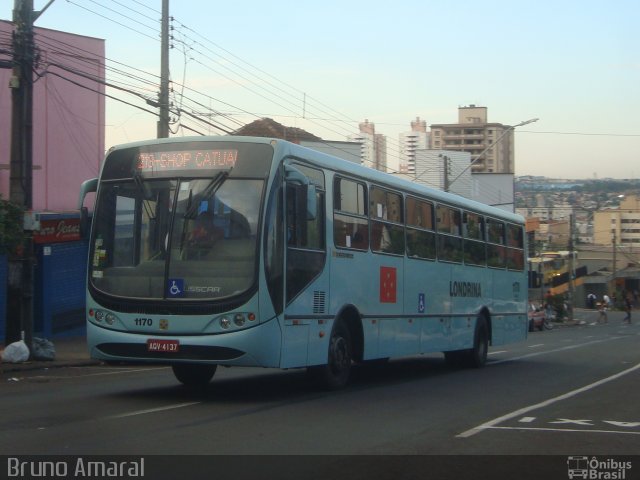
[183,170,230,219]
[133,171,155,220]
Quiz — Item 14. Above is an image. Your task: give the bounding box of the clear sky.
[3,0,639,178]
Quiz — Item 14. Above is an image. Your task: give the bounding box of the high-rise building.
[593,195,640,246]
[429,106,515,174]
[348,120,387,172]
[398,117,429,175]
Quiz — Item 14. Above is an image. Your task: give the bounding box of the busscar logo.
[567,456,632,479]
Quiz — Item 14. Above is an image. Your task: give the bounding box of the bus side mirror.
[78,177,98,240]
[80,206,91,239]
[284,165,316,221]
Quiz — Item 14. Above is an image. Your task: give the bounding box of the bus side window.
[487,218,506,268]
[370,186,404,255]
[333,176,368,250]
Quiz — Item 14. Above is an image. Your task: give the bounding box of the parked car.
[528,303,547,331]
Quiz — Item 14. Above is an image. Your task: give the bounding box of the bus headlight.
[220,317,231,329]
[234,314,245,327]
[90,309,121,327]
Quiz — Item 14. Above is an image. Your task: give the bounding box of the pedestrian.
[598,298,608,324]
[544,292,554,320]
[623,295,632,324]
[603,293,611,308]
[587,293,596,309]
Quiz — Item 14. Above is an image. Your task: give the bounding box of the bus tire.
[465,317,489,368]
[311,320,353,390]
[172,364,217,387]
[444,317,489,368]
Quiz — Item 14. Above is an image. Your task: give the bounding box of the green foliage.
[0,195,24,255]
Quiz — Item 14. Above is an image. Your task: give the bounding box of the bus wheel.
[311,321,353,390]
[172,364,217,387]
[444,317,489,368]
[466,317,489,368]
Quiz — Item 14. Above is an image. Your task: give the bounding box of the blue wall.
[34,241,88,338]
[0,254,6,343]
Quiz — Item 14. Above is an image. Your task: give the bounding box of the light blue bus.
[79,136,528,389]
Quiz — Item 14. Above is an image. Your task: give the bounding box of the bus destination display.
[136,149,238,172]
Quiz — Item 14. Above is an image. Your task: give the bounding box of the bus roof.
[105,135,524,225]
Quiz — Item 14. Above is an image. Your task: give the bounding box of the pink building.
[0,20,104,212]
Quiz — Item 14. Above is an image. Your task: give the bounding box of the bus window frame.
[436,204,463,264]
[333,175,369,251]
[405,195,436,261]
[462,211,486,267]
[369,185,405,256]
[486,217,507,269]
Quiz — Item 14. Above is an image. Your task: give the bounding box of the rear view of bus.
[82,137,284,386]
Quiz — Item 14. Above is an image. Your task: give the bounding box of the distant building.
[593,194,640,246]
[516,205,574,222]
[429,105,516,174]
[413,150,471,198]
[348,120,388,172]
[471,173,515,213]
[299,140,362,164]
[0,21,105,211]
[398,117,429,175]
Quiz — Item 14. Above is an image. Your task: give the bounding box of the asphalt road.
[1,317,639,478]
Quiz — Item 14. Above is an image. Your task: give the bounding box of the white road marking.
[528,344,544,349]
[490,336,624,365]
[550,418,593,426]
[519,417,536,423]
[106,401,201,419]
[25,367,168,381]
[488,350,508,356]
[603,421,640,428]
[480,426,640,436]
[457,361,640,438]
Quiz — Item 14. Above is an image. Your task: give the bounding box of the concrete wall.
[0,21,105,211]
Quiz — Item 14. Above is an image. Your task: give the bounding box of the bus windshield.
[89,141,272,301]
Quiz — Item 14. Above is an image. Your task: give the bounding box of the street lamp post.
[446,117,539,191]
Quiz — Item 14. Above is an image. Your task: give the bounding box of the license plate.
[147,339,180,353]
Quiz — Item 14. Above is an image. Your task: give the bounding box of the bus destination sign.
[136,149,238,172]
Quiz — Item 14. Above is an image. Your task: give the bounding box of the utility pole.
[441,154,450,192]
[10,0,34,209]
[7,0,55,351]
[8,0,35,351]
[157,0,170,138]
[567,213,575,321]
[612,231,617,297]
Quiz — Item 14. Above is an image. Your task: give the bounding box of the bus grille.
[313,291,326,314]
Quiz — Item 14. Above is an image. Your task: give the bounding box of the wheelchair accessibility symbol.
[418,293,425,313]
[168,278,184,298]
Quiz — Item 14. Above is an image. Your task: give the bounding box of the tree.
[0,195,24,255]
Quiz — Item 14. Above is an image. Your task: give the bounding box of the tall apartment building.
[348,120,387,172]
[398,117,429,175]
[593,194,640,246]
[429,106,515,174]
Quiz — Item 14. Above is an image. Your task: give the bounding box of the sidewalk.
[0,336,99,374]
[554,307,631,326]
[1,309,634,374]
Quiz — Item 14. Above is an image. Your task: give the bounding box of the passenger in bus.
[186,210,223,258]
